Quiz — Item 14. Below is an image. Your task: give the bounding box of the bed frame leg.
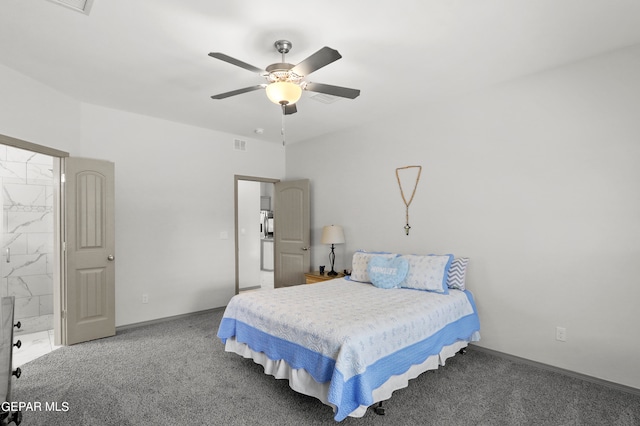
[374,401,385,416]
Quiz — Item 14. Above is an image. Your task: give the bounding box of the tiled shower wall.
[0,145,54,334]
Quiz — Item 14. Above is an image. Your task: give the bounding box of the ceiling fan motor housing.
[265,58,303,106]
[265,63,302,83]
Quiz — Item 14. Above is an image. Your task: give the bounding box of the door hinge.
[61,173,66,183]
[62,241,66,252]
[61,310,66,319]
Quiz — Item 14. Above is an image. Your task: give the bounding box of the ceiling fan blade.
[291,47,342,76]
[283,104,297,115]
[208,52,264,74]
[211,85,266,100]
[304,82,360,99]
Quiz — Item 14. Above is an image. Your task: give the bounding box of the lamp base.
[327,244,338,276]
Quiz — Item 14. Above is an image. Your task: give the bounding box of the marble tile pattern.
[12,329,60,368]
[0,145,54,333]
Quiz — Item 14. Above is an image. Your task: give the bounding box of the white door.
[60,157,115,345]
[274,179,310,287]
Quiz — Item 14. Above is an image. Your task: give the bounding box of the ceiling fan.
[209,40,360,115]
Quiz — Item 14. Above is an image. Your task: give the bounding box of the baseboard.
[468,344,640,397]
[239,286,261,292]
[115,307,225,332]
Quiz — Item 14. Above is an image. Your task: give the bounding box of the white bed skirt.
[225,336,472,418]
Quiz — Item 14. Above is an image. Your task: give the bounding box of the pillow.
[350,250,397,283]
[368,256,409,289]
[400,254,453,294]
[447,257,469,290]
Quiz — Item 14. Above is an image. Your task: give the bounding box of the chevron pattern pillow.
[447,257,469,290]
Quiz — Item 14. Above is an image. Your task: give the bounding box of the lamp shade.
[265,81,302,105]
[321,225,345,245]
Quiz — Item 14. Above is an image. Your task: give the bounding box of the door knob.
[301,247,309,251]
[107,255,115,261]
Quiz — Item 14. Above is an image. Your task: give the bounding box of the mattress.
[217,278,480,421]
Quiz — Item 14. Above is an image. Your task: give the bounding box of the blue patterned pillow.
[400,254,453,294]
[350,250,397,283]
[368,256,409,289]
[447,257,469,290]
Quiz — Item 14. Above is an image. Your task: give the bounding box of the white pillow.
[350,251,397,283]
[400,254,454,294]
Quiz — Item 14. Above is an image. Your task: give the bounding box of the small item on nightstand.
[319,265,325,275]
[343,269,351,276]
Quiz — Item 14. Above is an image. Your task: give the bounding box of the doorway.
[0,133,68,363]
[235,176,311,292]
[235,175,279,294]
[0,144,55,334]
[1,133,115,351]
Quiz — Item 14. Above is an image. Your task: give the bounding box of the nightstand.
[304,271,345,284]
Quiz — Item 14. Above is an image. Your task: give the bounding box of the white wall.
[285,46,640,390]
[78,104,285,326]
[0,61,286,327]
[0,64,81,154]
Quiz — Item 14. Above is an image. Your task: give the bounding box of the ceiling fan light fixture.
[266,81,302,105]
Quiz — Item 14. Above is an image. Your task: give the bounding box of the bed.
[217,252,480,421]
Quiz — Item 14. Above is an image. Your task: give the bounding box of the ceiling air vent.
[47,0,94,14]
[309,93,341,104]
[234,139,247,151]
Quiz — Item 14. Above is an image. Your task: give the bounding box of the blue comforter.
[217,278,480,421]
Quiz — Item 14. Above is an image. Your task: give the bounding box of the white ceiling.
[2,0,640,144]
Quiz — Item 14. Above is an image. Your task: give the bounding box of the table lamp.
[320,225,345,276]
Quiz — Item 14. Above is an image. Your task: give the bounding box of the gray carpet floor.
[12,308,640,425]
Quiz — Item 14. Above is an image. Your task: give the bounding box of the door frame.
[234,175,279,295]
[0,133,69,345]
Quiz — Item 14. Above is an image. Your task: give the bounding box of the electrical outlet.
[556,326,567,342]
[142,293,149,304]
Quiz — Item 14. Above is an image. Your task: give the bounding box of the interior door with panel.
[61,157,116,345]
[274,179,310,287]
